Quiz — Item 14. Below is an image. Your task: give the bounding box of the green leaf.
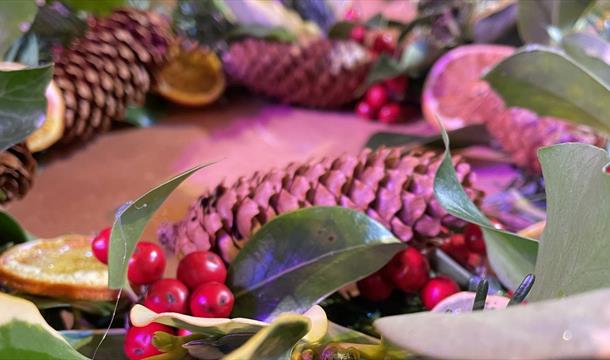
[517,0,594,44]
[0,64,53,151]
[108,163,213,289]
[365,54,404,87]
[529,143,610,301]
[433,123,538,289]
[121,104,157,128]
[151,332,208,360]
[228,207,404,321]
[4,32,39,66]
[61,0,127,15]
[0,0,38,56]
[0,210,35,252]
[23,295,116,316]
[561,32,610,87]
[223,313,310,360]
[327,21,355,39]
[0,293,89,360]
[227,25,296,43]
[484,46,610,134]
[364,124,491,151]
[374,288,610,359]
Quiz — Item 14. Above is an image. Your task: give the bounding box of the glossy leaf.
[365,54,404,86]
[433,123,538,289]
[223,313,310,360]
[61,0,127,15]
[151,332,208,360]
[228,207,404,321]
[3,33,39,66]
[561,32,610,87]
[108,163,212,288]
[0,293,88,360]
[375,288,610,359]
[0,0,38,56]
[0,65,53,151]
[0,210,34,252]
[529,143,610,301]
[517,0,594,44]
[484,46,610,134]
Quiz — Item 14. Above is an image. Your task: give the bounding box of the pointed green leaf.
[484,46,610,134]
[517,0,594,44]
[375,288,610,359]
[61,0,127,15]
[530,143,610,301]
[561,32,610,87]
[0,64,53,151]
[0,210,35,252]
[0,0,38,56]
[228,207,404,321]
[108,163,212,288]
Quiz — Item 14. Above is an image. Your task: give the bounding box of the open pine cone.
[159,147,482,263]
[222,38,372,108]
[0,143,36,204]
[53,8,174,144]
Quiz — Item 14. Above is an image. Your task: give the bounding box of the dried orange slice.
[0,62,65,152]
[422,44,515,130]
[0,234,118,301]
[155,46,225,106]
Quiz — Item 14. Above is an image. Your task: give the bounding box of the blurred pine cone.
[222,38,372,108]
[486,108,606,173]
[53,8,174,144]
[159,147,482,262]
[0,144,36,204]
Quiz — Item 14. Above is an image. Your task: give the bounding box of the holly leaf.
[0,64,53,151]
[107,163,213,289]
[529,143,610,301]
[375,288,610,359]
[0,0,38,56]
[484,46,610,134]
[517,0,594,44]
[434,123,538,289]
[227,207,404,321]
[0,293,89,360]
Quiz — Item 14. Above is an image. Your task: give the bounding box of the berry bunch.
[356,247,460,310]
[91,228,235,360]
[441,223,498,271]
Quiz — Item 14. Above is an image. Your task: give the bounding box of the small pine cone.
[54,8,174,144]
[0,143,36,204]
[222,38,372,108]
[486,108,606,173]
[159,147,482,262]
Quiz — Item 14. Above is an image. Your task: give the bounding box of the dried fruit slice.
[0,62,65,152]
[0,234,118,301]
[421,44,514,130]
[155,45,225,106]
[431,291,509,313]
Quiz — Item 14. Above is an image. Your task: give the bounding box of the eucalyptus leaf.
[228,207,404,321]
[108,163,212,289]
[0,0,38,56]
[517,0,594,44]
[223,313,310,360]
[374,288,610,359]
[0,293,88,360]
[484,46,610,134]
[61,0,127,15]
[0,64,53,151]
[561,32,610,87]
[433,123,537,289]
[529,143,610,301]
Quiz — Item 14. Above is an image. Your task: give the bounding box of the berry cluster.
[356,247,460,310]
[91,228,234,360]
[441,223,497,271]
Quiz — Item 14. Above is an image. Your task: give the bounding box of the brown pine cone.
[159,147,482,262]
[0,143,36,204]
[486,108,606,173]
[53,8,174,144]
[222,38,372,108]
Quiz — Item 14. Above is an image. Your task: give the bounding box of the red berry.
[177,251,227,291]
[441,233,470,265]
[128,242,166,286]
[464,223,486,255]
[383,248,430,293]
[190,282,234,318]
[365,84,388,109]
[91,227,111,264]
[378,103,402,124]
[383,76,408,95]
[372,33,395,54]
[144,278,189,314]
[357,271,393,302]
[355,100,376,120]
[606,166,610,173]
[421,276,460,310]
[124,323,174,360]
[350,25,366,43]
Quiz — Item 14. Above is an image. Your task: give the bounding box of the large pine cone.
[486,108,606,173]
[53,8,174,144]
[222,38,372,108]
[159,147,482,262]
[0,143,36,204]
